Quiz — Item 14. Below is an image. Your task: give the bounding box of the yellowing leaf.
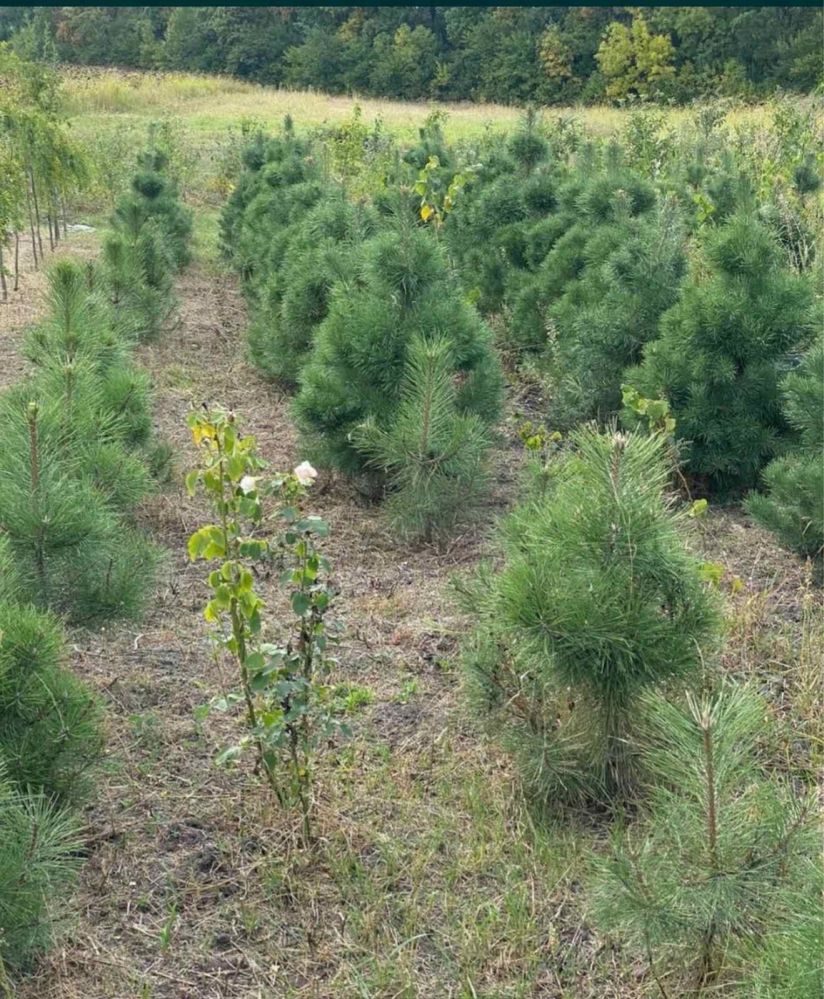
[689,499,709,519]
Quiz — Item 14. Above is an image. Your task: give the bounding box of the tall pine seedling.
[461,427,719,801]
[627,210,817,492]
[590,683,819,995]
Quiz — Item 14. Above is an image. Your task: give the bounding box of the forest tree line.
[0,6,821,105]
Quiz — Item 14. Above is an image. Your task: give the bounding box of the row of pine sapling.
[217,114,822,995]
[448,111,821,995]
[221,121,503,544]
[0,141,190,978]
[461,424,820,995]
[444,106,822,543]
[225,111,822,558]
[447,113,821,996]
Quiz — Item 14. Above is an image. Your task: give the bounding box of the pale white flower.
[293,461,318,486]
[239,475,258,495]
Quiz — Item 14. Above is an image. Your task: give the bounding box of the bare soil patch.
[0,228,99,389]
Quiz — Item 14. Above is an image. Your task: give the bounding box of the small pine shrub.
[218,129,266,254]
[0,601,103,803]
[354,336,492,542]
[294,225,502,486]
[268,243,352,383]
[507,159,663,366]
[0,396,158,622]
[98,363,153,447]
[21,261,160,520]
[589,683,820,994]
[24,259,136,372]
[236,176,326,302]
[544,196,685,424]
[461,427,719,801]
[627,211,818,492]
[507,108,549,175]
[402,114,455,172]
[98,139,192,342]
[444,157,560,317]
[122,147,193,270]
[247,191,376,385]
[0,760,82,972]
[746,336,824,558]
[223,127,324,293]
[102,207,175,341]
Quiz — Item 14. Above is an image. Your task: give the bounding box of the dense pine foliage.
[626,209,818,492]
[461,428,719,801]
[746,335,824,558]
[0,124,190,974]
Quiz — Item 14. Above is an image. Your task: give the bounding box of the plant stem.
[698,711,719,990]
[27,402,48,603]
[216,435,282,802]
[29,169,44,260]
[288,723,312,846]
[26,180,38,269]
[294,537,315,844]
[604,697,630,794]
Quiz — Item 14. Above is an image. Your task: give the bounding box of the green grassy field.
[63,66,629,136]
[63,66,788,220]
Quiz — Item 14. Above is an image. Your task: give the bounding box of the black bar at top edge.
[5,1,822,8]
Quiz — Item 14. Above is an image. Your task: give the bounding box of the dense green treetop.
[2,7,821,105]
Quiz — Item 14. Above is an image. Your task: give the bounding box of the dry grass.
[62,68,256,114]
[61,66,623,138]
[61,66,787,147]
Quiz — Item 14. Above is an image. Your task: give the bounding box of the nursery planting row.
[0,141,191,976]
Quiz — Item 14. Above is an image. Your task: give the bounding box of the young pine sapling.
[590,683,819,995]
